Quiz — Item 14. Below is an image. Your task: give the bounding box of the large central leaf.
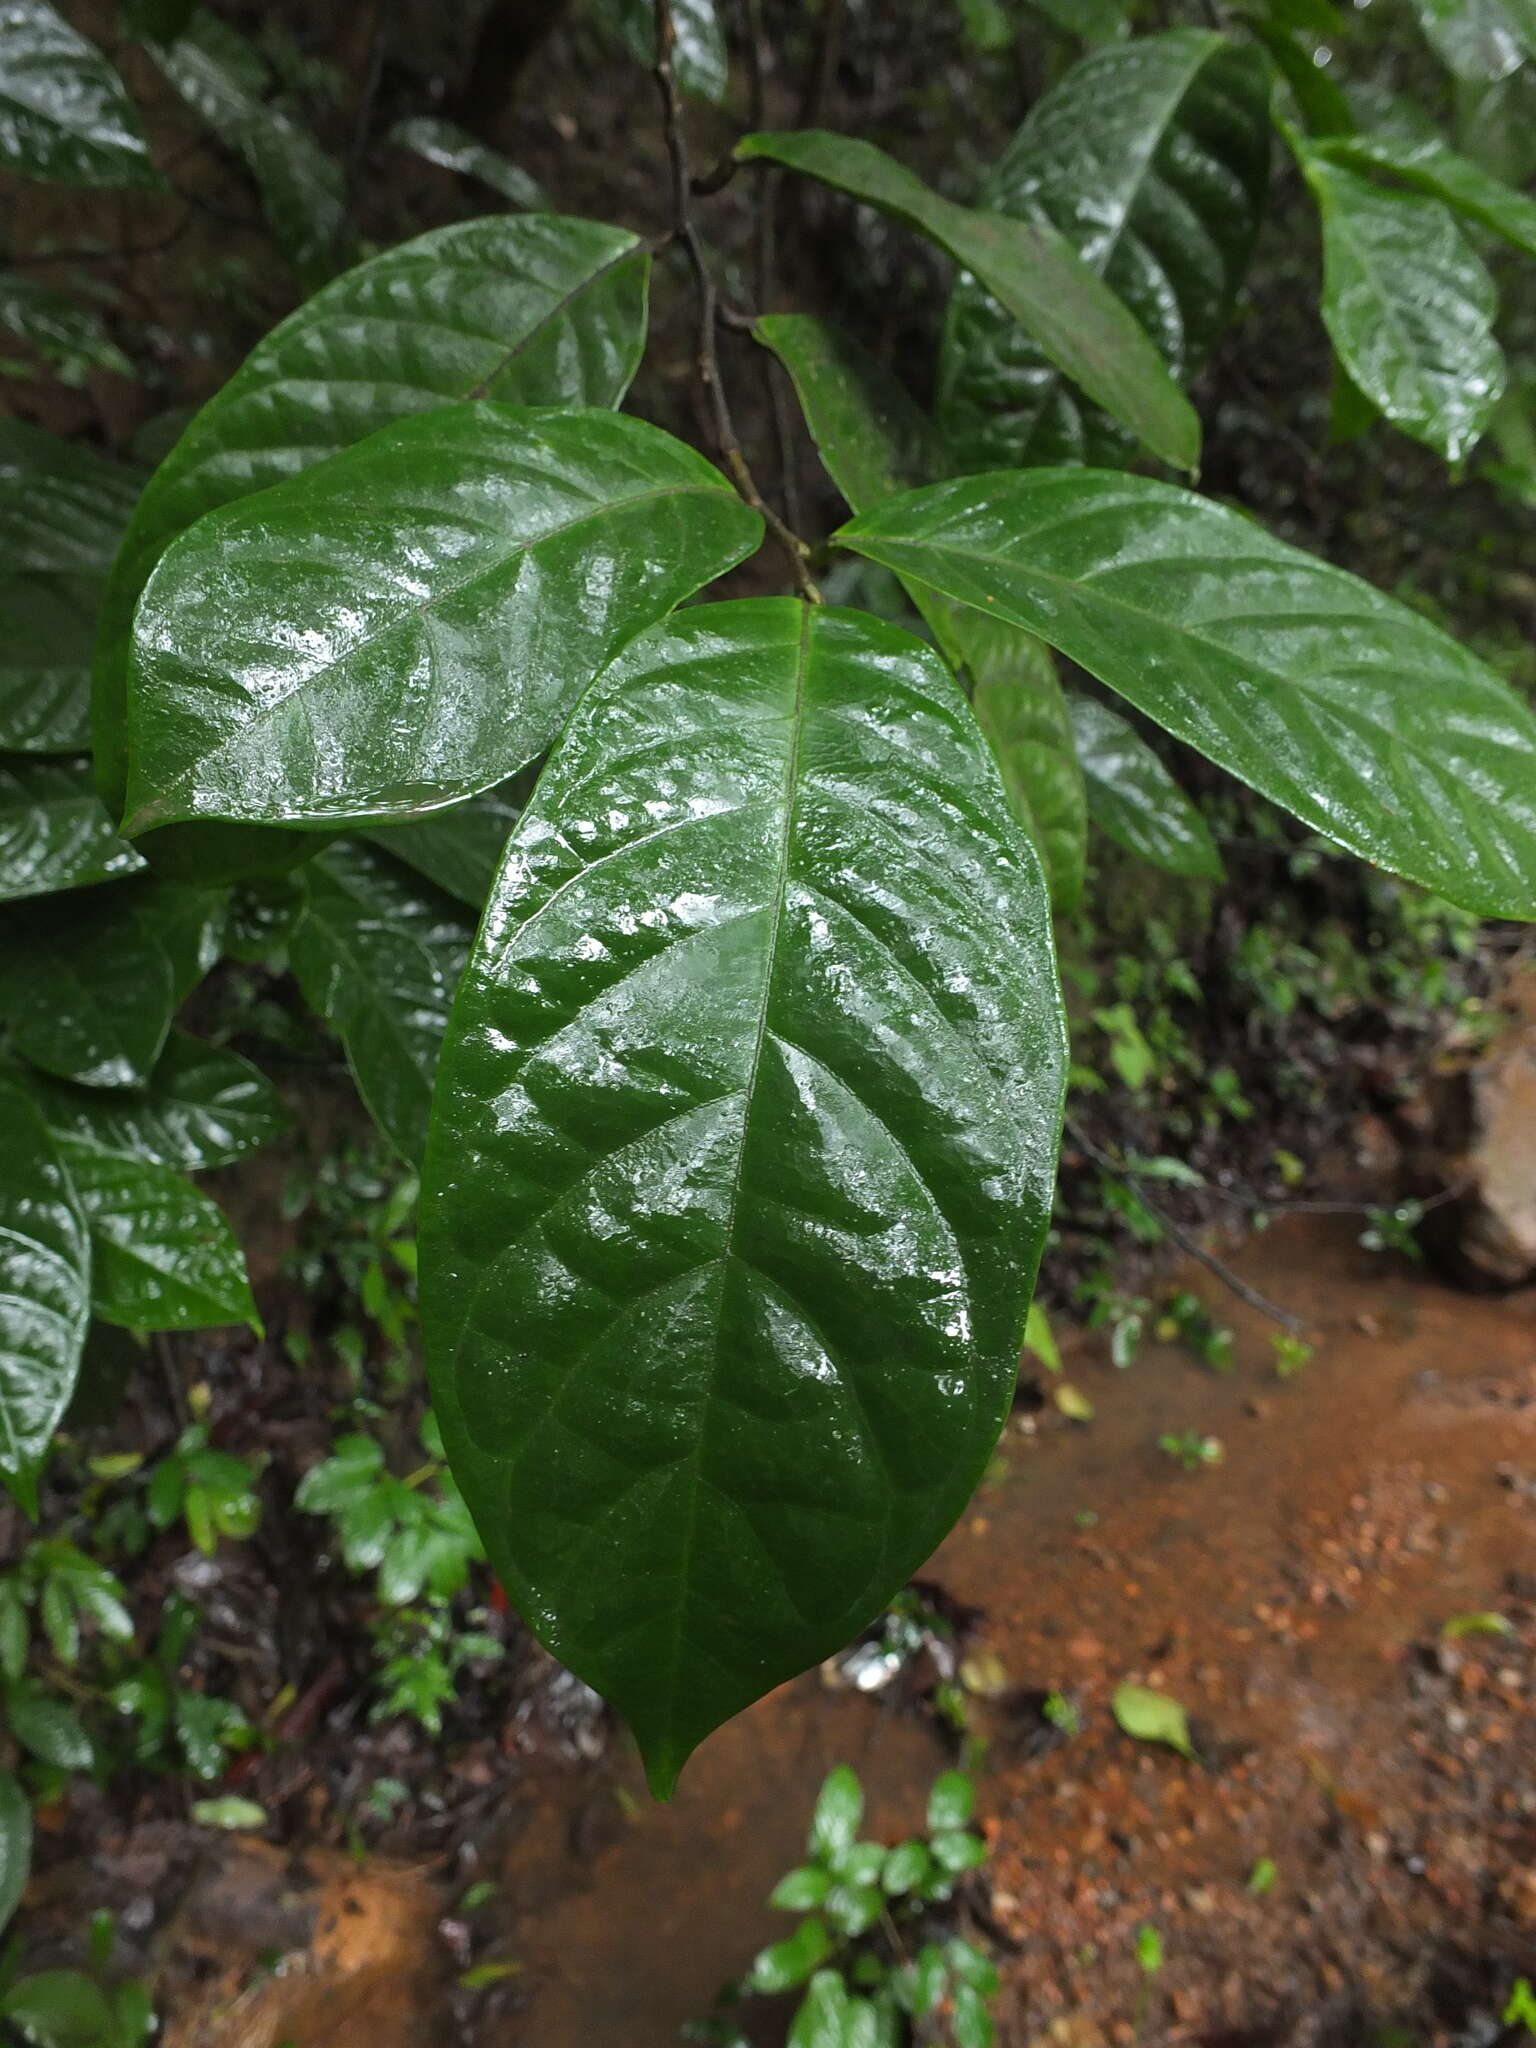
[838,469,1536,918]
[421,599,1065,1792]
[938,30,1271,472]
[124,404,762,834]
[93,214,654,811]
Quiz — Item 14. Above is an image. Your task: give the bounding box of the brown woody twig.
[652,0,820,602]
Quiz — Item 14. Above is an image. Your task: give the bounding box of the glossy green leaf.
[92,212,654,811]
[290,843,472,1162]
[58,1138,255,1332]
[1297,147,1504,462]
[0,421,141,575]
[737,128,1199,471]
[0,577,99,753]
[125,404,761,834]
[1029,0,1129,40]
[596,0,729,103]
[0,0,158,186]
[6,1684,92,1769]
[0,757,143,902]
[752,308,1083,891]
[0,1077,90,1510]
[1408,0,1533,79]
[967,616,1086,911]
[1250,19,1354,138]
[770,1864,833,1911]
[421,598,1066,1792]
[390,116,548,209]
[787,1972,850,2048]
[1317,127,1536,261]
[149,11,347,285]
[25,1030,286,1170]
[938,32,1270,473]
[0,1771,29,1933]
[0,273,131,382]
[811,1765,864,1858]
[0,878,221,1087]
[926,1769,976,1830]
[361,785,522,909]
[751,1920,834,1995]
[756,314,941,512]
[1,1969,114,2047]
[838,469,1536,918]
[1068,694,1223,880]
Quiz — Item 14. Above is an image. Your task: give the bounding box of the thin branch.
[1066,1119,1309,1336]
[653,0,821,602]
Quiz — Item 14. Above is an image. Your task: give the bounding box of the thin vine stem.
[652,0,821,603]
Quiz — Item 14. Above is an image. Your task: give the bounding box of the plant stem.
[652,0,821,603]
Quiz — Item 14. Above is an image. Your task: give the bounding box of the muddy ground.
[21,1205,1531,2048]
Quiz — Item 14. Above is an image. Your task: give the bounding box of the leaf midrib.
[652,601,814,1776]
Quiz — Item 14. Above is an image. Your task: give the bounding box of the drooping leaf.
[1296,146,1504,462]
[421,598,1066,1793]
[124,403,762,835]
[25,1030,286,1170]
[0,878,221,1087]
[965,615,1086,911]
[0,1771,29,1933]
[92,213,655,810]
[1,1969,115,2046]
[148,10,347,285]
[938,32,1271,473]
[1316,127,1536,261]
[737,128,1199,471]
[58,1137,256,1332]
[0,1077,90,1511]
[756,313,942,513]
[389,116,548,209]
[0,756,143,902]
[0,272,131,382]
[0,0,158,186]
[595,0,729,103]
[0,420,142,575]
[1408,0,1532,79]
[1068,695,1224,880]
[361,784,523,909]
[753,309,1085,893]
[0,576,100,753]
[837,468,1536,918]
[1250,19,1354,138]
[289,843,472,1162]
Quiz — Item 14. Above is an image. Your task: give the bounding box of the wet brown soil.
[139,1214,1534,2047]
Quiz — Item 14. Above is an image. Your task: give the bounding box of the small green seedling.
[147,1423,264,1556]
[691,1764,999,2046]
[1270,1332,1313,1379]
[1042,1691,1081,1737]
[1156,1290,1234,1370]
[1247,1857,1277,1896]
[1505,1978,1536,2033]
[296,1412,484,1605]
[1158,1429,1223,1473]
[1135,1924,1163,1974]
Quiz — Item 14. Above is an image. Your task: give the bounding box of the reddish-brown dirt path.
[157,1216,1536,2045]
